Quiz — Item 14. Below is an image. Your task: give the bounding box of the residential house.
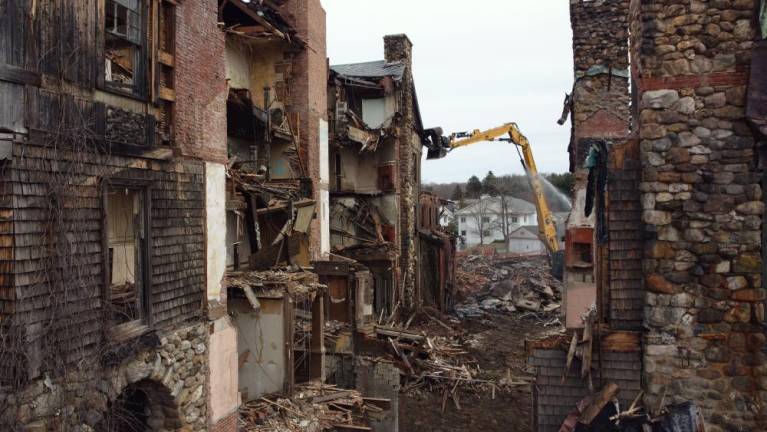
[0,0,239,430]
[455,195,537,251]
[327,34,425,315]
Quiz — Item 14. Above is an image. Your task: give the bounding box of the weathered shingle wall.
[8,139,205,375]
[530,347,642,432]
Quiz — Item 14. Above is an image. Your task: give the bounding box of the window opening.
[106,186,148,326]
[105,0,144,95]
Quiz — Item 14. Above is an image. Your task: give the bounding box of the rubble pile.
[454,254,562,317]
[240,381,384,432]
[375,319,528,412]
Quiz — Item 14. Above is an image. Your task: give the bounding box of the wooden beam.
[0,65,41,86]
[228,0,286,39]
[158,50,175,67]
[159,86,176,102]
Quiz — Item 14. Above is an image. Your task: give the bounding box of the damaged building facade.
[531,0,767,431]
[327,34,429,316]
[0,0,239,431]
[218,0,332,406]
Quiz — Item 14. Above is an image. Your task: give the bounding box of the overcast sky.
[323,0,574,184]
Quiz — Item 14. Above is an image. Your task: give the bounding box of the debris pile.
[454,254,562,317]
[374,315,530,413]
[240,381,386,432]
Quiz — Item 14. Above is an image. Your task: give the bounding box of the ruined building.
[218,0,331,405]
[530,1,767,431]
[0,0,239,430]
[327,35,426,316]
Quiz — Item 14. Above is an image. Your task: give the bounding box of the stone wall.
[384,34,421,310]
[630,0,766,429]
[0,323,209,431]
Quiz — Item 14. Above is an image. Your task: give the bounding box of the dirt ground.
[398,311,561,432]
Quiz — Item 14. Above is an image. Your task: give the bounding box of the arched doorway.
[96,379,180,432]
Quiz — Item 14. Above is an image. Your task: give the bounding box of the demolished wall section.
[631,0,766,429]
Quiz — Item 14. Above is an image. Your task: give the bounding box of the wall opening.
[105,185,149,328]
[98,379,178,432]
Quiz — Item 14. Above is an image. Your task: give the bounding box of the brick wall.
[280,0,328,259]
[631,0,766,429]
[211,411,239,432]
[174,0,228,164]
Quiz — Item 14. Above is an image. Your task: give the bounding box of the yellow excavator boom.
[440,123,561,255]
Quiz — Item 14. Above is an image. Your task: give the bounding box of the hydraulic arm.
[423,123,562,266]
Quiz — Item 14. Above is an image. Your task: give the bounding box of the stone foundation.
[0,323,209,431]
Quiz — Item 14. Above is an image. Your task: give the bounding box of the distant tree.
[482,171,499,196]
[466,175,483,198]
[450,185,464,202]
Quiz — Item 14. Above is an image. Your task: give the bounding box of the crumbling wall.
[630,0,766,429]
[384,35,421,310]
[566,0,633,329]
[280,0,329,260]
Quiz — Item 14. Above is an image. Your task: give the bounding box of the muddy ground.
[398,312,561,432]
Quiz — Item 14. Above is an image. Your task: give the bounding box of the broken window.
[106,186,148,327]
[105,0,145,95]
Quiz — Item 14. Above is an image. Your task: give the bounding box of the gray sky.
[323,0,574,183]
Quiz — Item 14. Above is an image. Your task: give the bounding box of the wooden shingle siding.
[6,138,205,378]
[530,347,642,432]
[608,158,644,330]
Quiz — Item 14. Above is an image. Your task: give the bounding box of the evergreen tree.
[482,171,499,196]
[466,175,483,198]
[450,185,464,201]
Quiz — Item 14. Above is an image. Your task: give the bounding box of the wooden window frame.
[99,0,151,100]
[102,179,154,341]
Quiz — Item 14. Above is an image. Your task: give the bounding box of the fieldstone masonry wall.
[384,34,421,311]
[630,0,766,429]
[0,323,209,431]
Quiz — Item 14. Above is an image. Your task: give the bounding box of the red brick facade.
[280,0,328,259]
[211,411,239,432]
[175,0,228,164]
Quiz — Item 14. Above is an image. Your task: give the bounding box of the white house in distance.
[455,195,538,251]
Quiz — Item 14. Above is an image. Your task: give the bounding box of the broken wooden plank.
[578,382,619,425]
[375,325,425,342]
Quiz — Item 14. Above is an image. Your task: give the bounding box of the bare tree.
[490,195,515,249]
[469,198,493,245]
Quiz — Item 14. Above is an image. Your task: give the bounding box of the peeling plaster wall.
[209,317,240,424]
[206,162,228,302]
[232,297,287,401]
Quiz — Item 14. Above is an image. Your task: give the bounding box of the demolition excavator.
[423,123,564,279]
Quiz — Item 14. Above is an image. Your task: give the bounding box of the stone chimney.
[384,34,413,66]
